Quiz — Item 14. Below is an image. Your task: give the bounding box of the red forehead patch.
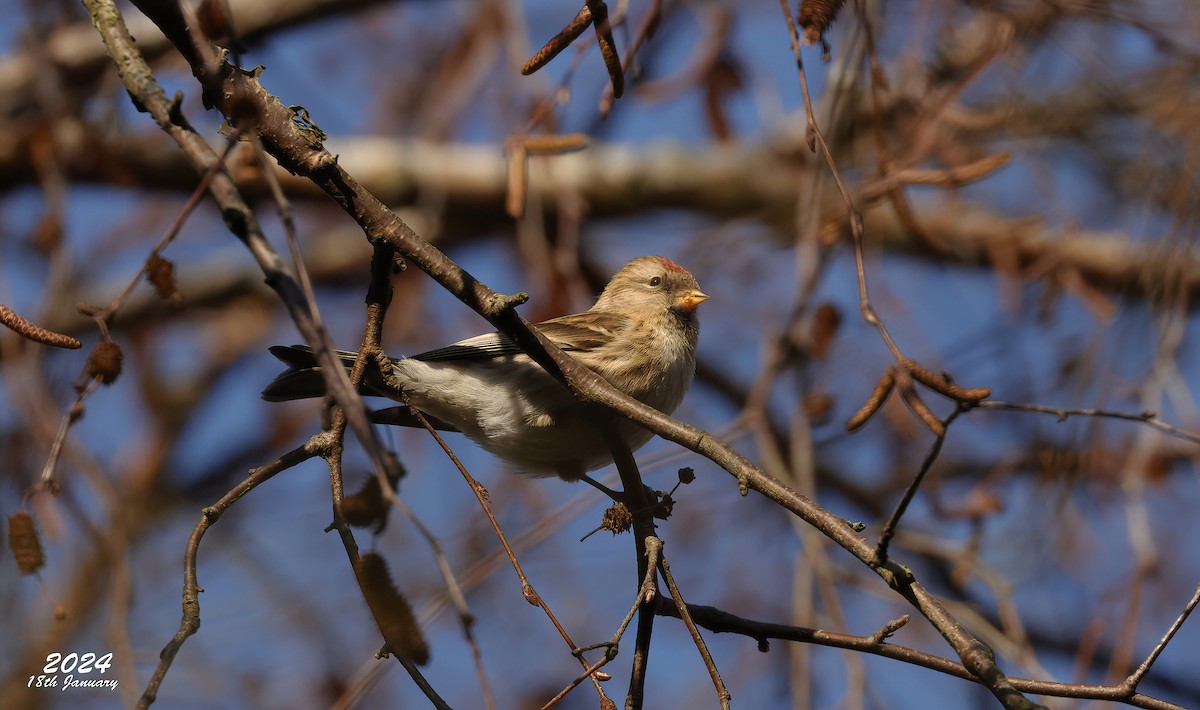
[659,257,690,275]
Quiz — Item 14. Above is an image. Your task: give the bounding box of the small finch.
[262,256,707,481]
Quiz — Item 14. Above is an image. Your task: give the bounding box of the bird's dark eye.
[648,276,662,287]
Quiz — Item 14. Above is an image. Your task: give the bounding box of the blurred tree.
[2,1,1199,709]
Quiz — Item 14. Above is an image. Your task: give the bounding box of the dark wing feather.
[411,333,522,362]
[370,406,460,432]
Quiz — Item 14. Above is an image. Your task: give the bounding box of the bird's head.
[594,255,708,317]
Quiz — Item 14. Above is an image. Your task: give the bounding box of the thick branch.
[3,131,1193,304]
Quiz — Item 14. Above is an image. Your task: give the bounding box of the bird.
[262,255,706,482]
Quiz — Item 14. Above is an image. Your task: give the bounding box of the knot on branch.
[960,640,1000,681]
[484,291,529,317]
[869,615,910,644]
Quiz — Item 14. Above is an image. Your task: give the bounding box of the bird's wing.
[536,311,627,351]
[411,312,629,363]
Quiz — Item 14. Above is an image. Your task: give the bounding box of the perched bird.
[262,256,707,481]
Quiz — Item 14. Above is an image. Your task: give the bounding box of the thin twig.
[38,381,95,489]
[655,598,1184,710]
[539,654,613,710]
[1124,583,1200,691]
[856,0,949,256]
[657,550,730,709]
[776,0,901,362]
[137,443,321,709]
[386,493,495,710]
[596,535,661,660]
[35,125,239,491]
[253,132,321,321]
[895,530,1054,685]
[598,422,660,710]
[979,401,1200,446]
[873,406,959,565]
[321,241,468,706]
[396,385,611,705]
[86,136,238,323]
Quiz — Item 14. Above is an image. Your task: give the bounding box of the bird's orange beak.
[676,289,708,313]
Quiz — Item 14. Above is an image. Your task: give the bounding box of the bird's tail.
[260,345,377,402]
[261,345,460,432]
